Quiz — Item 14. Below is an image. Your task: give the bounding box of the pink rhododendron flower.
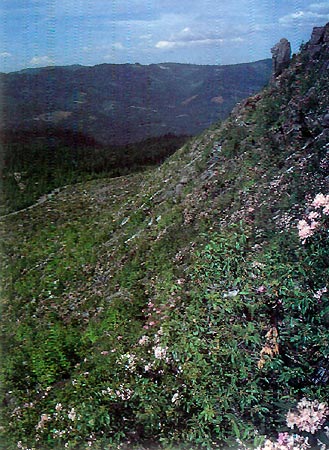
[312,193,328,208]
[297,193,329,242]
[277,432,289,445]
[286,398,328,434]
[297,220,314,242]
[256,285,267,294]
[308,211,320,220]
[138,335,149,345]
[309,220,319,230]
[256,399,328,450]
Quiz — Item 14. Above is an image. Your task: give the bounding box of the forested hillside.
[1,60,272,145]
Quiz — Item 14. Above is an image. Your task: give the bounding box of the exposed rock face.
[310,26,326,44]
[271,38,291,77]
[307,23,329,58]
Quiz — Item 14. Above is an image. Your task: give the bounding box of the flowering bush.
[297,193,329,244]
[256,399,329,450]
[286,399,328,434]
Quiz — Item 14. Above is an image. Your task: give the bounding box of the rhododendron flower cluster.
[297,220,317,243]
[286,398,328,434]
[153,345,168,360]
[257,434,311,450]
[256,399,328,450]
[312,193,329,212]
[297,193,329,243]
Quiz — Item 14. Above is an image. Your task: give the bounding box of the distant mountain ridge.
[1,59,272,145]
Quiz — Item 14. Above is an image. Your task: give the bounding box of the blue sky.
[1,0,329,72]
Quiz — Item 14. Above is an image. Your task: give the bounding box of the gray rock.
[179,176,189,185]
[271,38,291,77]
[308,44,323,59]
[324,25,329,43]
[322,113,329,128]
[310,26,325,45]
[175,183,184,196]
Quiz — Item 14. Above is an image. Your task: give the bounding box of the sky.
[1,0,329,72]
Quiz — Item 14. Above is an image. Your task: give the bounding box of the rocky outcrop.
[307,22,329,58]
[271,38,291,77]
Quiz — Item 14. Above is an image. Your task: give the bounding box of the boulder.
[271,38,291,77]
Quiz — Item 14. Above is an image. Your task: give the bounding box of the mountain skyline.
[1,59,272,146]
[1,0,329,73]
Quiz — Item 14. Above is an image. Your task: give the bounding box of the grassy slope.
[1,39,329,449]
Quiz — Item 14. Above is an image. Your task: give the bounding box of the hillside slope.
[1,60,271,145]
[1,26,329,449]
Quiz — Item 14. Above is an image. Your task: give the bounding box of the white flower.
[68,408,76,421]
[171,392,179,403]
[314,286,327,300]
[153,345,168,360]
[138,335,150,345]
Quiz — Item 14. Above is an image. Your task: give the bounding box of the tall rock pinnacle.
[271,38,291,77]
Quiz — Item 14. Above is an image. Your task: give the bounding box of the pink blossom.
[286,411,296,429]
[138,335,149,345]
[36,413,50,430]
[286,398,328,434]
[256,285,267,294]
[257,399,328,450]
[309,220,319,230]
[277,432,289,445]
[312,193,327,208]
[308,211,320,220]
[297,220,314,242]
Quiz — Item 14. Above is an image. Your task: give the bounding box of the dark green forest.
[1,129,188,214]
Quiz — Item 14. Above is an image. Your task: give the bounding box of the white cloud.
[155,27,245,50]
[155,37,245,49]
[83,42,125,53]
[279,9,329,26]
[155,40,175,49]
[29,56,55,66]
[0,52,11,57]
[309,3,329,13]
[113,42,124,50]
[139,33,153,40]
